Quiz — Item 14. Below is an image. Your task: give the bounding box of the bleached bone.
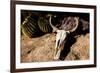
[48,15,79,60]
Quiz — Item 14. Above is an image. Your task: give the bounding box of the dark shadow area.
[59,34,76,60]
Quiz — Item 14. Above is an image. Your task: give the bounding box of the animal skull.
[54,30,70,60]
[48,14,79,60]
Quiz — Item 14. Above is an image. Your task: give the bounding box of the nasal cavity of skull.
[57,39,60,48]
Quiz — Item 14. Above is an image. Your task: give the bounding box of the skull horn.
[68,17,79,33]
[47,14,58,32]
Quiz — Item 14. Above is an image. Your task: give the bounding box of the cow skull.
[54,30,70,60]
[48,14,79,60]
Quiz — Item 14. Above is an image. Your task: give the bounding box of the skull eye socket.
[54,32,57,34]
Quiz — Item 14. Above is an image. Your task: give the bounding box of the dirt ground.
[21,33,89,63]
